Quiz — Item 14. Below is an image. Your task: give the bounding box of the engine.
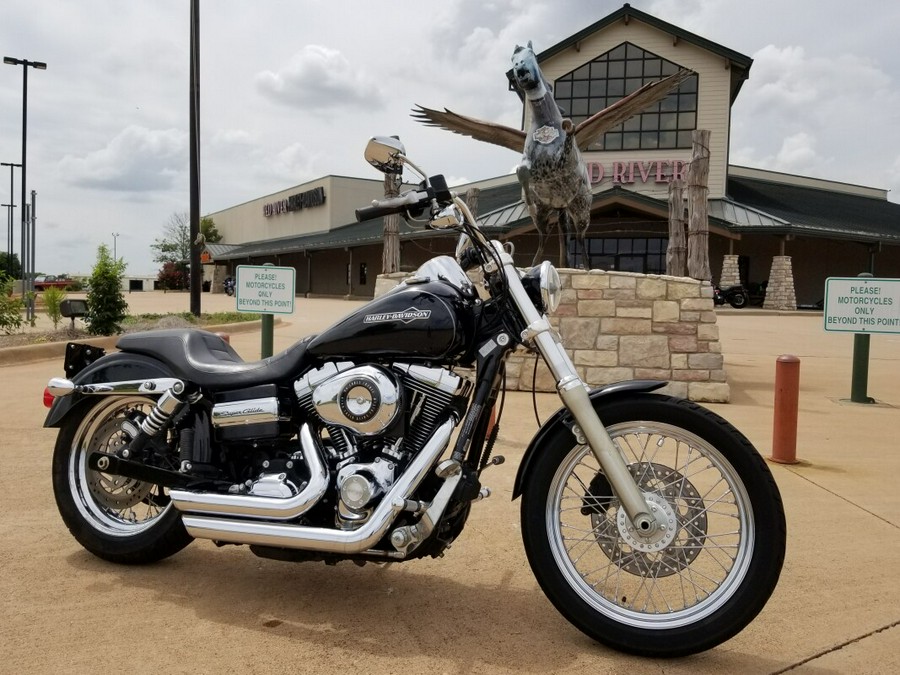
[294,362,472,528]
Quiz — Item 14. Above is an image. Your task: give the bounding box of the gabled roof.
[516,3,753,103]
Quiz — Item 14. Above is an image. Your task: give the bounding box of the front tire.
[52,396,193,564]
[521,394,785,656]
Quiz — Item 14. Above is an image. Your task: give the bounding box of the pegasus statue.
[413,42,690,267]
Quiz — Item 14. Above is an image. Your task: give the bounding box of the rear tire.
[728,292,748,309]
[52,396,192,564]
[521,394,785,656]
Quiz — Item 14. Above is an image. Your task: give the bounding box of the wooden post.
[687,129,711,281]
[381,173,401,274]
[465,187,480,218]
[666,177,686,277]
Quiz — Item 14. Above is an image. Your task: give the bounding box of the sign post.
[824,274,900,403]
[235,264,295,358]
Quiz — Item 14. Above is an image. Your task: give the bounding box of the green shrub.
[43,286,67,330]
[0,274,24,334]
[85,245,128,335]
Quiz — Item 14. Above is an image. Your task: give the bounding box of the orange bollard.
[770,354,800,464]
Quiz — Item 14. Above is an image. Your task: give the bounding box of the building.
[204,3,900,307]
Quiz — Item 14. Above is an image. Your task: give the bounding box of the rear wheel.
[52,396,192,564]
[728,292,748,309]
[521,395,785,656]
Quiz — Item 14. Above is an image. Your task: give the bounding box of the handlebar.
[355,190,429,222]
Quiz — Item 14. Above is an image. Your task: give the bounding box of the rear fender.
[511,380,667,499]
[43,352,175,428]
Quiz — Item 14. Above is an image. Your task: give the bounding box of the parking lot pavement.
[1,297,898,673]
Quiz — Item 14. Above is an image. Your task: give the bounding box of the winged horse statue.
[413,42,690,267]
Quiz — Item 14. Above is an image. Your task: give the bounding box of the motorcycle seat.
[116,329,314,390]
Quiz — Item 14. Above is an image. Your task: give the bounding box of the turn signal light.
[43,387,55,408]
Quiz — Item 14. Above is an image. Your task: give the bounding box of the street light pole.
[4,57,46,316]
[1,162,21,276]
[1,204,15,275]
[112,232,120,261]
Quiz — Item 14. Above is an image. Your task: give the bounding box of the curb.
[0,320,266,368]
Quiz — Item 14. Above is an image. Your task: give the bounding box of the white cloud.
[255,45,387,112]
[255,142,323,187]
[57,126,187,192]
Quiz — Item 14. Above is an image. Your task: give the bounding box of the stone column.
[763,256,797,310]
[719,254,740,287]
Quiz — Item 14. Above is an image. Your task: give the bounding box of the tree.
[86,244,128,335]
[0,252,22,279]
[200,216,222,244]
[151,212,222,290]
[157,261,187,292]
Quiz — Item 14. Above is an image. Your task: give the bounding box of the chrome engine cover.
[310,365,400,436]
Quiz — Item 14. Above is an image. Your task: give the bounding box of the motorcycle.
[714,283,749,309]
[223,276,235,296]
[43,137,785,657]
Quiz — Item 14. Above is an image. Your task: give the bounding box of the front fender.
[511,380,667,499]
[43,352,175,428]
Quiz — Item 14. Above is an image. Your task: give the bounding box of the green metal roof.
[206,169,900,263]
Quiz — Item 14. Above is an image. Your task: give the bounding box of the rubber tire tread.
[520,393,786,657]
[51,398,193,565]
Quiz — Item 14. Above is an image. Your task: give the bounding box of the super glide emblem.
[363,307,432,325]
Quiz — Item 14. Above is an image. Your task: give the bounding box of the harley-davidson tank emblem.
[532,124,560,145]
[363,307,432,324]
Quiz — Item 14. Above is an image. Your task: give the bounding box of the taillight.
[43,387,55,408]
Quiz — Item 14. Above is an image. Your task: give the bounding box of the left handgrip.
[355,190,427,222]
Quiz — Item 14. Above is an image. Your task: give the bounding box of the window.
[568,236,668,274]
[553,42,698,151]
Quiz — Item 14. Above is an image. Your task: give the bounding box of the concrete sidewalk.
[1,292,898,673]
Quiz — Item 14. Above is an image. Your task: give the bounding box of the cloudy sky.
[1,0,898,276]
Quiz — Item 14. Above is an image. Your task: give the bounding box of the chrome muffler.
[170,424,328,521]
[181,417,456,554]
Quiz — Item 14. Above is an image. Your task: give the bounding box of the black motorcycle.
[223,276,235,296]
[714,283,749,309]
[43,137,785,657]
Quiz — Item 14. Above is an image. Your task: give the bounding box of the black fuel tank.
[307,281,472,361]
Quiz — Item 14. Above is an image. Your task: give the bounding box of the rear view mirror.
[364,136,406,174]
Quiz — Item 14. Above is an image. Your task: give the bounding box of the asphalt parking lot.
[1,292,898,674]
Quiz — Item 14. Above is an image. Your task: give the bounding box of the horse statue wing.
[572,69,693,151]
[412,105,526,153]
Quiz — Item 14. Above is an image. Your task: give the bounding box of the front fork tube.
[502,260,658,535]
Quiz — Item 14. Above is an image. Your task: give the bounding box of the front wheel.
[521,395,785,657]
[52,395,193,564]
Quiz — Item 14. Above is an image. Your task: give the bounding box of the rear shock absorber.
[121,382,190,459]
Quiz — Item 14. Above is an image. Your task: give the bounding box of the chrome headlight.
[539,260,561,313]
[522,260,561,314]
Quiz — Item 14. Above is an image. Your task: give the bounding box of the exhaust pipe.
[182,417,456,554]
[171,424,328,521]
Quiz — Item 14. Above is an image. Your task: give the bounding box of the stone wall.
[507,270,729,402]
[375,268,730,403]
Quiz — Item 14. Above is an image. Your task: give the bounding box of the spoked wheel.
[521,395,785,657]
[52,396,192,564]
